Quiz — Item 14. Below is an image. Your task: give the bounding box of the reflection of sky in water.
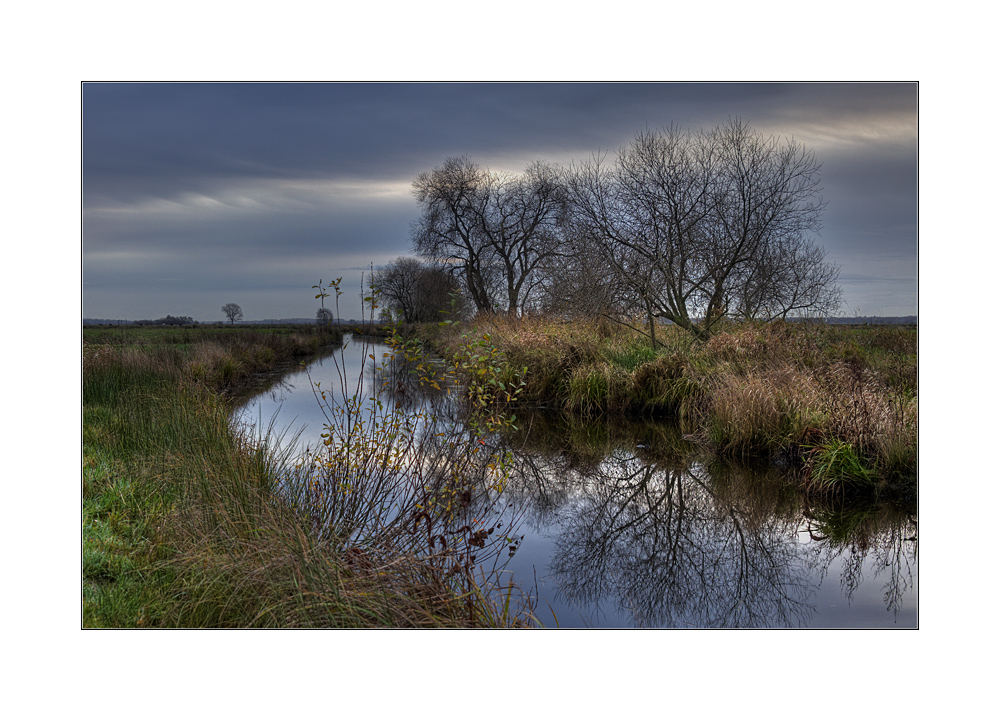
[233,337,917,629]
[810,557,914,629]
[500,521,624,629]
[797,529,918,629]
[233,335,388,459]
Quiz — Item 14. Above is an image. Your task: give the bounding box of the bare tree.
[316,307,333,326]
[567,120,840,342]
[567,127,718,344]
[539,225,625,321]
[411,263,469,322]
[372,257,469,323]
[222,302,243,325]
[372,258,419,322]
[731,234,842,321]
[412,156,569,314]
[411,156,494,312]
[699,119,835,328]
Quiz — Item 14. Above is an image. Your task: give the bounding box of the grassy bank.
[82,325,529,627]
[82,323,366,392]
[410,315,917,498]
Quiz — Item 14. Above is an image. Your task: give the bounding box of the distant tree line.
[397,118,842,343]
[132,315,197,326]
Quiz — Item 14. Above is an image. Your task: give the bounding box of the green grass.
[83,323,363,393]
[82,327,532,628]
[804,439,879,495]
[608,342,659,371]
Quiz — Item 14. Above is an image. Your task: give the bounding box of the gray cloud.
[83,82,917,321]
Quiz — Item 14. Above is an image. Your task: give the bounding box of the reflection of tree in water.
[802,504,917,621]
[502,412,916,628]
[501,414,687,533]
[546,450,816,628]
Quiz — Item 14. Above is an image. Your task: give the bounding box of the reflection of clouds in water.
[502,415,917,628]
[801,507,917,625]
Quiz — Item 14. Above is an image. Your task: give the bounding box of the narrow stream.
[233,334,917,629]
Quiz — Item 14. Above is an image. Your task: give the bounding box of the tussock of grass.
[565,362,629,415]
[804,439,878,495]
[708,367,825,457]
[633,352,704,418]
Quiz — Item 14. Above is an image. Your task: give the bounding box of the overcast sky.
[82,82,917,321]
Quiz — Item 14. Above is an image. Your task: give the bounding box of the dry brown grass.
[414,316,917,488]
[707,366,825,456]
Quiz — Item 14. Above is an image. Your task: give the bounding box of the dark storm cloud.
[82,82,918,320]
[83,83,632,204]
[83,83,861,204]
[83,82,917,190]
[84,83,417,204]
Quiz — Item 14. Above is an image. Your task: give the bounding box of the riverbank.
[407,315,918,500]
[82,325,529,627]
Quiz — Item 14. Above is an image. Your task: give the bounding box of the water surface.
[233,335,918,629]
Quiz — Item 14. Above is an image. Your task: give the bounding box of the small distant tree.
[316,307,333,326]
[222,303,243,325]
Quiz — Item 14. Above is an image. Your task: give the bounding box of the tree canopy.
[411,156,569,314]
[407,120,841,341]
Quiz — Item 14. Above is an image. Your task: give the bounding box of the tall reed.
[287,329,534,622]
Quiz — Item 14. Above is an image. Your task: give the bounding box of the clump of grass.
[564,362,630,415]
[707,369,816,457]
[803,439,878,495]
[609,342,659,371]
[872,392,918,478]
[632,351,703,418]
[813,359,917,475]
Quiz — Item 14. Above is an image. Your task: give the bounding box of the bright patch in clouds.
[86,176,413,220]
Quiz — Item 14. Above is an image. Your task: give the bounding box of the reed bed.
[412,315,917,497]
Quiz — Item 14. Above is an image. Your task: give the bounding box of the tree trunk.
[645,299,659,350]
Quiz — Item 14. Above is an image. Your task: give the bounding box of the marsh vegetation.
[82,324,534,628]
[409,315,917,500]
[235,322,917,627]
[83,311,916,627]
